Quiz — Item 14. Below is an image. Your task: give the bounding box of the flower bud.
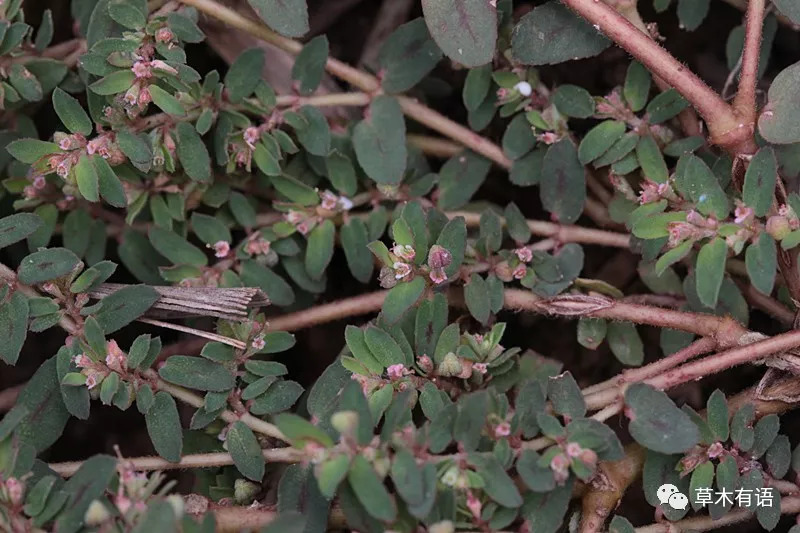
[767,215,792,241]
[416,355,433,374]
[233,479,260,503]
[437,352,462,377]
[494,260,514,282]
[429,521,455,533]
[378,266,398,289]
[85,500,111,525]
[429,267,447,285]
[331,410,359,437]
[427,245,452,269]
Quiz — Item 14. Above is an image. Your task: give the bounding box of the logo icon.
[657,484,689,510]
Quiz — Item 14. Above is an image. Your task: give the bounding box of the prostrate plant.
[3,0,800,532]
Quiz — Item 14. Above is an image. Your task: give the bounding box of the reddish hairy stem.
[733,0,767,122]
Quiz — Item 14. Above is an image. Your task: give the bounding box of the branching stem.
[733,0,767,122]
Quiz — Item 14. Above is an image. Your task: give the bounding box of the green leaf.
[677,0,710,31]
[464,273,491,324]
[292,35,328,95]
[454,390,488,450]
[52,88,92,135]
[292,106,331,156]
[435,217,466,278]
[167,12,205,42]
[191,213,231,245]
[468,453,523,508]
[55,455,117,533]
[646,89,689,124]
[176,122,211,182]
[502,113,536,159]
[109,0,146,29]
[6,139,58,164]
[463,65,492,111]
[631,211,686,239]
[774,0,800,24]
[247,0,308,38]
[0,213,42,249]
[607,321,644,366]
[326,150,357,196]
[696,238,727,308]
[379,18,442,93]
[148,226,207,266]
[353,96,406,185]
[577,317,607,349]
[421,0,497,67]
[743,146,777,216]
[437,151,491,210]
[145,391,183,462]
[93,284,159,333]
[636,134,668,183]
[305,219,335,280]
[8,64,42,101]
[227,421,265,481]
[159,356,236,391]
[364,326,407,368]
[746,233,777,295]
[275,413,333,448]
[731,403,756,450]
[0,291,28,365]
[348,455,396,522]
[751,413,779,458]
[116,129,152,169]
[240,260,295,307]
[317,455,351,499]
[18,247,80,284]
[540,139,585,224]
[93,156,127,207]
[345,326,383,374]
[148,84,186,116]
[382,277,425,325]
[340,218,373,283]
[224,47,265,103]
[625,383,700,453]
[74,154,99,202]
[249,380,303,415]
[578,120,626,164]
[674,154,730,218]
[689,461,714,511]
[567,418,624,460]
[548,372,586,418]
[552,84,594,118]
[512,1,609,65]
[89,69,136,95]
[624,61,651,112]
[706,389,729,442]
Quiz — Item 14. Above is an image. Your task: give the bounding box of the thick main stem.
[733,0,766,122]
[560,0,739,143]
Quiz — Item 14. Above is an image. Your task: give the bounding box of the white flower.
[514,81,533,97]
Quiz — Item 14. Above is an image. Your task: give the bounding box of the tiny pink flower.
[138,87,152,106]
[494,421,511,438]
[473,362,488,374]
[243,127,259,149]
[393,261,412,280]
[466,490,482,519]
[707,442,725,459]
[734,204,754,225]
[23,186,36,199]
[131,61,152,78]
[320,190,338,211]
[33,176,46,189]
[73,353,92,368]
[285,210,304,225]
[515,247,532,263]
[550,453,571,484]
[251,334,266,351]
[512,264,527,280]
[115,494,132,515]
[213,240,230,258]
[387,364,407,380]
[638,180,662,204]
[297,220,312,235]
[105,339,127,372]
[496,88,510,100]
[537,132,559,145]
[579,448,598,468]
[392,244,415,262]
[155,27,174,43]
[85,374,98,389]
[417,355,433,373]
[5,478,23,506]
[427,245,452,269]
[566,442,583,458]
[59,137,73,151]
[429,267,447,285]
[56,161,71,177]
